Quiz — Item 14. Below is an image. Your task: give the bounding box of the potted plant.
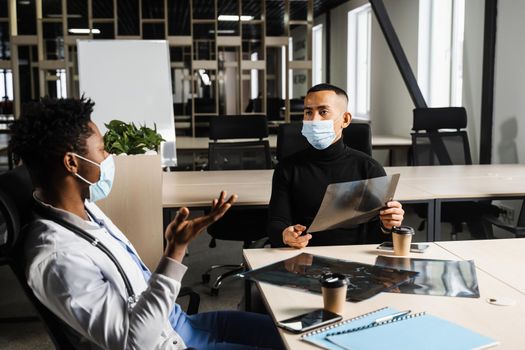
[98,119,165,269]
[103,119,165,155]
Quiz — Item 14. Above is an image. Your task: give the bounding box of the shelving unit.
[3,0,313,137]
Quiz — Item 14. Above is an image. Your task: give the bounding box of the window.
[56,69,67,98]
[418,0,465,107]
[312,24,323,85]
[347,4,371,119]
[288,37,293,98]
[250,52,258,99]
[0,69,13,101]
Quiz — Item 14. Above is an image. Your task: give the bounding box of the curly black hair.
[9,96,95,185]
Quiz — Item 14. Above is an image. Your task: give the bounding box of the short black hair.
[9,96,95,184]
[307,83,349,102]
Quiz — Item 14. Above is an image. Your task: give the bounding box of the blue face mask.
[301,120,337,150]
[73,154,115,202]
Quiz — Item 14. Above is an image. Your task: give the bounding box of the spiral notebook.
[301,307,498,350]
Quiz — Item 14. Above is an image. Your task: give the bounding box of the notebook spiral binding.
[301,307,389,339]
[324,311,427,338]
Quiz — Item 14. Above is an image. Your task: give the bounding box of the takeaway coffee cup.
[392,225,416,256]
[320,273,348,315]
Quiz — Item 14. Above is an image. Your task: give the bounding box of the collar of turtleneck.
[306,136,346,161]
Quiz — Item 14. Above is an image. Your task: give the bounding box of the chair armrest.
[178,286,200,315]
[485,216,525,237]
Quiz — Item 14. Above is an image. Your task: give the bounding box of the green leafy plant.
[103,120,165,155]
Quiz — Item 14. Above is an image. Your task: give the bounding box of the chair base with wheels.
[202,208,269,296]
[202,263,246,296]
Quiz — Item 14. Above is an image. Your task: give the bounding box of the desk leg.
[434,200,442,241]
[427,199,435,242]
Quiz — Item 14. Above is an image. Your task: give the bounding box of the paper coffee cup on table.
[392,226,415,256]
[320,273,348,315]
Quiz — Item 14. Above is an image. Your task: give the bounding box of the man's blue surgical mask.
[301,120,336,150]
[73,153,115,202]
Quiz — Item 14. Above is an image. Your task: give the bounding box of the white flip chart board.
[77,40,177,167]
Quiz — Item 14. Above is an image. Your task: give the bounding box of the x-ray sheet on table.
[240,253,418,301]
[374,256,480,298]
[308,174,400,233]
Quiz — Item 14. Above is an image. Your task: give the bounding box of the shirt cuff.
[155,257,188,281]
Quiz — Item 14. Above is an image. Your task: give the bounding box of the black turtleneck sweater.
[267,138,387,247]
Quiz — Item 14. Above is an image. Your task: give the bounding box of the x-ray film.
[308,174,400,233]
[240,253,418,301]
[374,256,480,298]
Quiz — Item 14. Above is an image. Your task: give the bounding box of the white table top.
[175,134,411,151]
[162,169,435,208]
[162,164,525,208]
[386,165,525,200]
[243,241,525,349]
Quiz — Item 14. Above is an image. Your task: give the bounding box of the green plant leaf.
[103,119,165,155]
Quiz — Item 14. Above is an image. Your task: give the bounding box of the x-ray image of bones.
[374,256,480,298]
[308,174,400,233]
[240,253,417,301]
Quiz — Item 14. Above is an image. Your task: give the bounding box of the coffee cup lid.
[319,273,348,288]
[392,225,415,235]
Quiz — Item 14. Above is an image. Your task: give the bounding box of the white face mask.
[301,120,336,150]
[73,153,115,202]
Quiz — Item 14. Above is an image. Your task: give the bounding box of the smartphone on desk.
[276,309,342,334]
[377,242,429,253]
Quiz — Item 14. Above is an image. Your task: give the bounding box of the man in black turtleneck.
[268,84,405,248]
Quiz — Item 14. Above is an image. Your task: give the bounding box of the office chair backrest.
[209,115,268,141]
[208,141,272,170]
[266,97,285,120]
[0,166,32,254]
[276,122,310,161]
[276,122,372,161]
[343,122,372,156]
[411,107,472,165]
[208,115,271,170]
[289,98,304,113]
[0,166,80,350]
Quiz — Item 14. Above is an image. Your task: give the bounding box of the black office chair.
[411,107,500,240]
[208,115,271,170]
[0,166,200,349]
[204,115,271,295]
[0,165,79,349]
[289,99,305,121]
[484,202,525,238]
[266,97,285,121]
[412,107,472,166]
[276,121,372,161]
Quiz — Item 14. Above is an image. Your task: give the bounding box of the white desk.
[243,241,525,349]
[163,165,525,240]
[175,134,411,152]
[385,165,525,239]
[162,169,434,207]
[176,135,278,150]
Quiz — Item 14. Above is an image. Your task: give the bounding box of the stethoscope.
[36,205,139,311]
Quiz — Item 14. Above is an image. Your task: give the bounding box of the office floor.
[0,206,509,349]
